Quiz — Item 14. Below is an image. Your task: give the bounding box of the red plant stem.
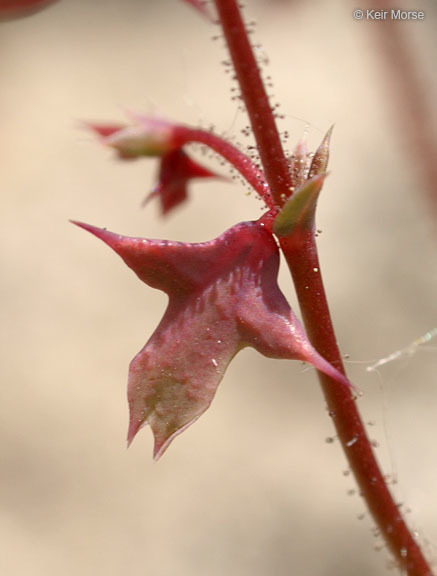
[213,0,434,574]
[214,0,292,207]
[173,125,274,207]
[281,231,433,576]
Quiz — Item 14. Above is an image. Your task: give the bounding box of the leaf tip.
[71,220,128,258]
[151,416,201,460]
[71,219,106,239]
[127,417,142,449]
[308,126,334,178]
[301,347,355,391]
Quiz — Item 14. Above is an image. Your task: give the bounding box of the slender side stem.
[174,125,274,207]
[214,0,292,206]
[213,0,434,574]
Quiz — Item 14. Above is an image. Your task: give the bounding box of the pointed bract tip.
[70,219,105,237]
[83,122,126,139]
[183,0,214,21]
[152,439,167,461]
[308,351,353,390]
[323,125,334,145]
[296,345,355,391]
[151,416,201,460]
[309,126,334,178]
[141,187,160,209]
[184,156,221,181]
[127,416,143,449]
[71,220,123,251]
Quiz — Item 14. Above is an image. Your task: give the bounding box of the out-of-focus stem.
[367,0,437,212]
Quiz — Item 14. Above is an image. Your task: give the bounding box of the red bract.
[144,149,221,215]
[73,220,350,459]
[72,0,434,571]
[88,118,225,214]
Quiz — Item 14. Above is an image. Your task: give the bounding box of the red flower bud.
[87,116,180,159]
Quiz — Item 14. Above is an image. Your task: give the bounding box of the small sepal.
[273,173,328,237]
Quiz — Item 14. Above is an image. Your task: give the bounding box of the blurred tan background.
[0,0,436,575]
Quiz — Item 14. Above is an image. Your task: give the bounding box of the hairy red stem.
[214,0,434,573]
[281,231,433,576]
[214,0,292,207]
[173,125,273,207]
